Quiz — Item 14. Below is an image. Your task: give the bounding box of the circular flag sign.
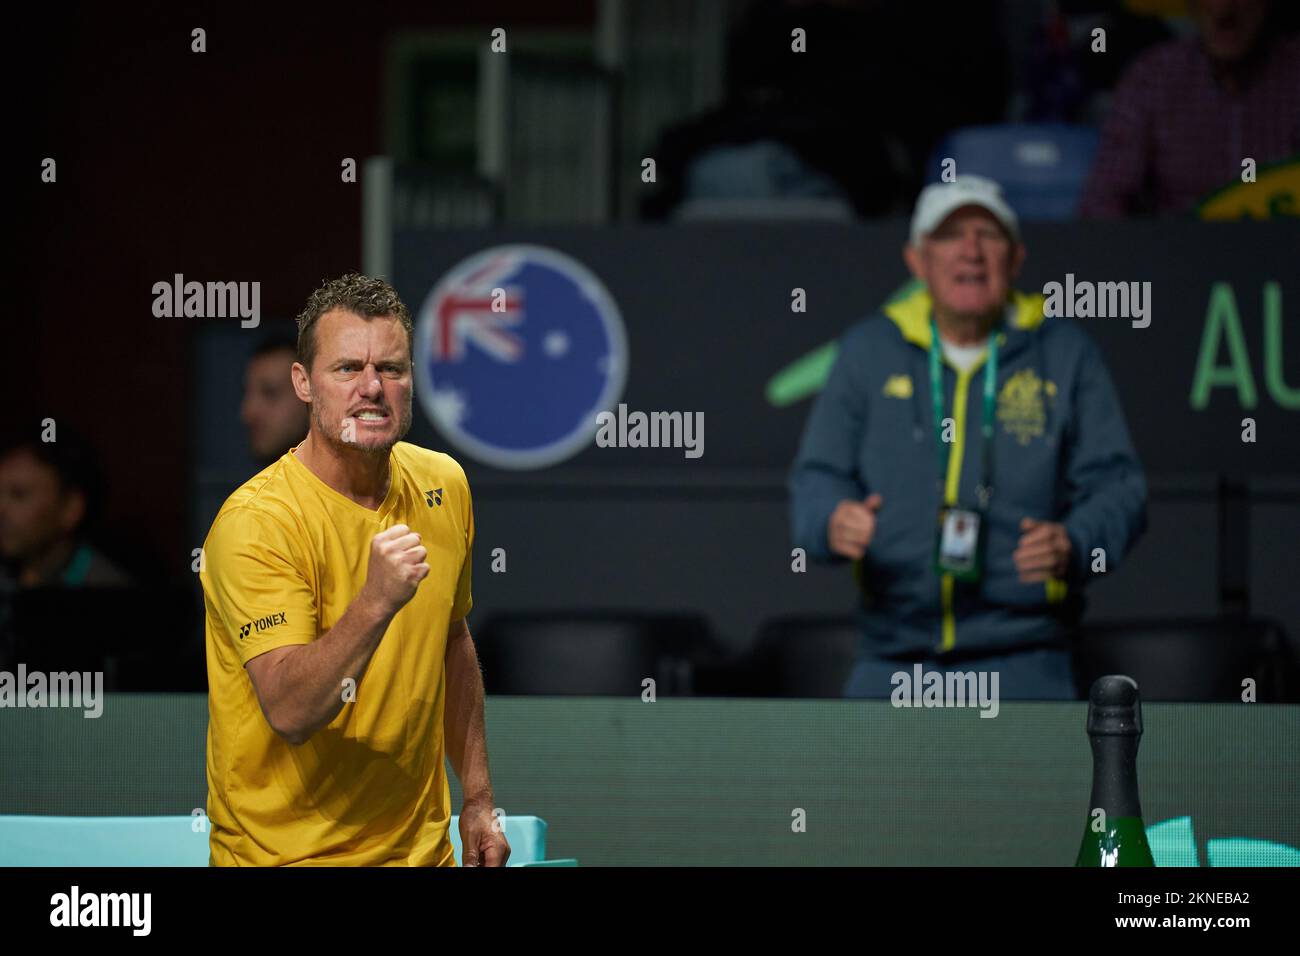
[414,245,628,469]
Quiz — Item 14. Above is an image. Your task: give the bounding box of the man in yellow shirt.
[199,273,509,866]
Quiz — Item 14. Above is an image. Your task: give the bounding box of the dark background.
[15,2,597,578]
[10,0,1300,680]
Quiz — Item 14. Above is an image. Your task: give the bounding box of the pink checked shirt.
[1081,35,1300,217]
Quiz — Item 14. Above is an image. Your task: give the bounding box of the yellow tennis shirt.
[199,440,473,866]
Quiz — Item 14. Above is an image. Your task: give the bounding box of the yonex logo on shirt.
[425,488,443,507]
[239,611,287,639]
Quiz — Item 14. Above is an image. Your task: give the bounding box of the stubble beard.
[312,398,413,458]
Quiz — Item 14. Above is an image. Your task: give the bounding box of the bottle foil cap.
[1087,674,1143,736]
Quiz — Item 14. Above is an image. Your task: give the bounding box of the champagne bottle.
[1075,674,1155,867]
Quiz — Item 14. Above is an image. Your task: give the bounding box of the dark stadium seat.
[926,123,1099,221]
[1072,618,1299,703]
[471,612,716,696]
[735,615,862,698]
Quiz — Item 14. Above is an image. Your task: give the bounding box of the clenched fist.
[360,524,430,616]
[828,493,883,560]
[1013,517,1072,583]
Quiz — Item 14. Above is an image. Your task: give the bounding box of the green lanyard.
[928,318,998,508]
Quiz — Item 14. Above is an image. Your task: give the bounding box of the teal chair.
[1147,816,1300,867]
[0,815,575,866]
[0,815,210,866]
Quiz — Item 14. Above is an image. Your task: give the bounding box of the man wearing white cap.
[789,175,1147,699]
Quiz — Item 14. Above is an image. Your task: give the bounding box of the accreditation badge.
[934,504,985,581]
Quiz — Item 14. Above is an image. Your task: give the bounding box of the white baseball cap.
[909,174,1020,247]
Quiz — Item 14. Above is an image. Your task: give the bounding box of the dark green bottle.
[1075,675,1155,867]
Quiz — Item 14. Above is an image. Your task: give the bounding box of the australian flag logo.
[414,245,628,471]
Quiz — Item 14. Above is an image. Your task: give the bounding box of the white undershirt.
[940,336,989,373]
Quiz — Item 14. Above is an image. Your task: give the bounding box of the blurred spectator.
[241,333,309,466]
[0,431,130,590]
[642,0,1010,219]
[0,430,205,688]
[1080,0,1300,217]
[790,176,1147,699]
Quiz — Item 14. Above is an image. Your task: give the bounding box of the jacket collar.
[883,281,1046,353]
